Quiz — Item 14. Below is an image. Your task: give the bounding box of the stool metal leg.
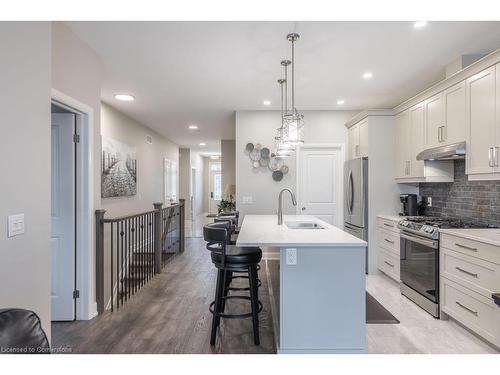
[221,271,232,313]
[210,268,224,345]
[248,264,260,345]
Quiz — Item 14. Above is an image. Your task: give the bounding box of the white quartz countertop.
[440,228,500,247]
[236,215,367,247]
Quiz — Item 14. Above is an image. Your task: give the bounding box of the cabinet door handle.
[494,147,499,167]
[455,243,478,252]
[489,147,494,167]
[384,261,395,268]
[455,301,478,316]
[383,223,394,228]
[384,238,395,244]
[438,126,442,142]
[455,267,478,278]
[355,144,360,157]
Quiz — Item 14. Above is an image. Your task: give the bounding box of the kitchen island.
[237,214,367,354]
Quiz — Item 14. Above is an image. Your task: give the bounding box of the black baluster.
[120,221,124,307]
[110,222,114,312]
[117,221,120,309]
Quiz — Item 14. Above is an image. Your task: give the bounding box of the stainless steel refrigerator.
[343,157,368,272]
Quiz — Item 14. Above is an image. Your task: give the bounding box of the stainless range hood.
[416,141,466,161]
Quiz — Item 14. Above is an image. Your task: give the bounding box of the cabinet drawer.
[441,233,500,265]
[378,249,400,282]
[441,278,500,347]
[441,247,500,298]
[378,229,400,255]
[377,218,400,234]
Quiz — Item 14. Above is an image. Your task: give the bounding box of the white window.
[164,158,178,203]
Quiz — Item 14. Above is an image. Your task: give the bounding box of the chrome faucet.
[278,188,297,225]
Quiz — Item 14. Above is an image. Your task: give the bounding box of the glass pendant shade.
[283,109,304,145]
[275,126,294,157]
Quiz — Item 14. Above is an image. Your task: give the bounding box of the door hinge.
[73,134,80,143]
[73,290,80,299]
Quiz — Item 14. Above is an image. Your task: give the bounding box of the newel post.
[95,209,106,314]
[153,203,163,273]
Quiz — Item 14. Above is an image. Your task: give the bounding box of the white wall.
[100,103,179,217]
[0,22,52,339]
[221,140,235,197]
[235,111,357,220]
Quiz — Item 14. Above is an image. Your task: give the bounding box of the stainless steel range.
[398,217,495,318]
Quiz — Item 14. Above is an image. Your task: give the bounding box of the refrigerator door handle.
[348,170,354,214]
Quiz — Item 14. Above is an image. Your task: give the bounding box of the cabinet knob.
[301,207,306,211]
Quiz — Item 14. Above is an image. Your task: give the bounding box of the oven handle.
[400,232,439,249]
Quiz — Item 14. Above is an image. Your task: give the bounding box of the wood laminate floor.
[51,237,276,354]
[52,236,499,354]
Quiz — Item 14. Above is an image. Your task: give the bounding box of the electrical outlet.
[427,197,433,207]
[286,248,297,265]
[8,214,25,238]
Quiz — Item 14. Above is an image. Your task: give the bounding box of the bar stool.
[218,210,240,233]
[204,222,262,346]
[214,216,238,244]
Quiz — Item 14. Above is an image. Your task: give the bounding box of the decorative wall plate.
[259,157,270,167]
[272,170,284,181]
[268,156,284,171]
[261,147,270,158]
[245,143,254,152]
[280,165,289,174]
[250,149,261,161]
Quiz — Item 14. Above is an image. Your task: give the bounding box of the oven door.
[400,231,439,303]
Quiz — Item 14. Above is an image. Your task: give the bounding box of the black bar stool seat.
[210,245,262,267]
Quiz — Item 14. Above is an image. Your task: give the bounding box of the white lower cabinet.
[440,233,500,348]
[376,216,401,282]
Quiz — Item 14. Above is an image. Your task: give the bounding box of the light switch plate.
[286,248,297,265]
[8,214,25,238]
[242,196,253,204]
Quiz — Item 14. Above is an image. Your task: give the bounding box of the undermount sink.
[285,221,325,229]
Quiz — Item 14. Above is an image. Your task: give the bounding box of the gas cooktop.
[398,216,498,239]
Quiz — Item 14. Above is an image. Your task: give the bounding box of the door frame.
[295,143,345,226]
[51,89,95,320]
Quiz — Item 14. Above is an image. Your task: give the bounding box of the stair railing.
[95,199,185,313]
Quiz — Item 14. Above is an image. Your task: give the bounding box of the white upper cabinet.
[394,110,410,179]
[424,81,466,149]
[443,81,466,145]
[408,102,425,178]
[347,119,368,160]
[348,123,359,159]
[425,92,444,149]
[466,65,497,176]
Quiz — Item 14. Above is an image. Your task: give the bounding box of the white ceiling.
[67,21,500,151]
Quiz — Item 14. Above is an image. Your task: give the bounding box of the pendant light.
[275,60,294,157]
[282,33,304,145]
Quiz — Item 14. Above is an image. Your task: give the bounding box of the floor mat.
[366,292,400,324]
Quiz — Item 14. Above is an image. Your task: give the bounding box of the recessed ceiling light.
[337,99,345,105]
[199,142,206,146]
[362,72,373,80]
[114,94,135,101]
[188,125,199,130]
[414,21,428,29]
[210,155,220,160]
[263,100,271,106]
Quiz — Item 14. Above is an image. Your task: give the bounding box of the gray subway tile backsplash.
[419,160,500,227]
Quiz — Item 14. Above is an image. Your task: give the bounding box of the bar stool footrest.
[209,296,263,319]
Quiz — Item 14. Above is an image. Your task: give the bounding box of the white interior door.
[298,146,343,227]
[209,162,222,214]
[51,113,76,321]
